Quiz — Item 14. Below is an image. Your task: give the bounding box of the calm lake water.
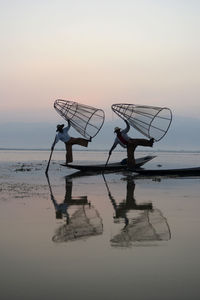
[0,150,200,300]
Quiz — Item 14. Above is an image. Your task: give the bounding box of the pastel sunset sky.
[0,0,200,123]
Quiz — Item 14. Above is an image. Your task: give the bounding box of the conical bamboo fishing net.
[54,99,105,139]
[112,103,172,141]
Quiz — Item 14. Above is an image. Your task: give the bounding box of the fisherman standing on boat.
[51,120,92,164]
[109,120,154,169]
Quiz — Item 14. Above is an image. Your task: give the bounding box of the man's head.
[56,124,64,132]
[114,127,121,134]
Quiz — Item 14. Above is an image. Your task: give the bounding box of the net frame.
[112,103,172,141]
[54,99,105,139]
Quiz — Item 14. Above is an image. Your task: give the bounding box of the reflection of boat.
[103,175,171,247]
[46,174,103,242]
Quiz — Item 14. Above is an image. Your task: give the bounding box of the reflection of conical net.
[52,206,103,242]
[112,103,172,141]
[111,209,171,247]
[54,99,105,139]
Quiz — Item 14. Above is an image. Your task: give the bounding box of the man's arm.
[66,120,71,130]
[61,120,71,139]
[123,119,130,133]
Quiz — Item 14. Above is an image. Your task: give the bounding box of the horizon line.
[0,148,200,153]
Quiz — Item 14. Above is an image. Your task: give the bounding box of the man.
[52,120,91,164]
[109,119,154,168]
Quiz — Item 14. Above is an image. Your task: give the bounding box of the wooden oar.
[45,147,54,174]
[45,137,56,174]
[102,153,111,173]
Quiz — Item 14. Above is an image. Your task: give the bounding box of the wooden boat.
[133,166,200,177]
[61,155,156,172]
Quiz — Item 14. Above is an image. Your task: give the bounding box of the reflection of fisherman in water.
[51,180,70,221]
[103,175,171,247]
[46,175,103,243]
[114,177,152,228]
[104,175,152,228]
[49,177,87,222]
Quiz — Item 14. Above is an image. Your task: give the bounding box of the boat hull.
[61,155,156,172]
[134,166,200,177]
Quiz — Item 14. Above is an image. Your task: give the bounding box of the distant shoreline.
[1,148,200,153]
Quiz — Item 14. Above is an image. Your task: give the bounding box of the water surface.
[0,150,200,299]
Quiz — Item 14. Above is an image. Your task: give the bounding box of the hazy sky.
[0,0,200,123]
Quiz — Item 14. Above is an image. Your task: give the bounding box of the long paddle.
[103,153,111,173]
[45,137,56,174]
